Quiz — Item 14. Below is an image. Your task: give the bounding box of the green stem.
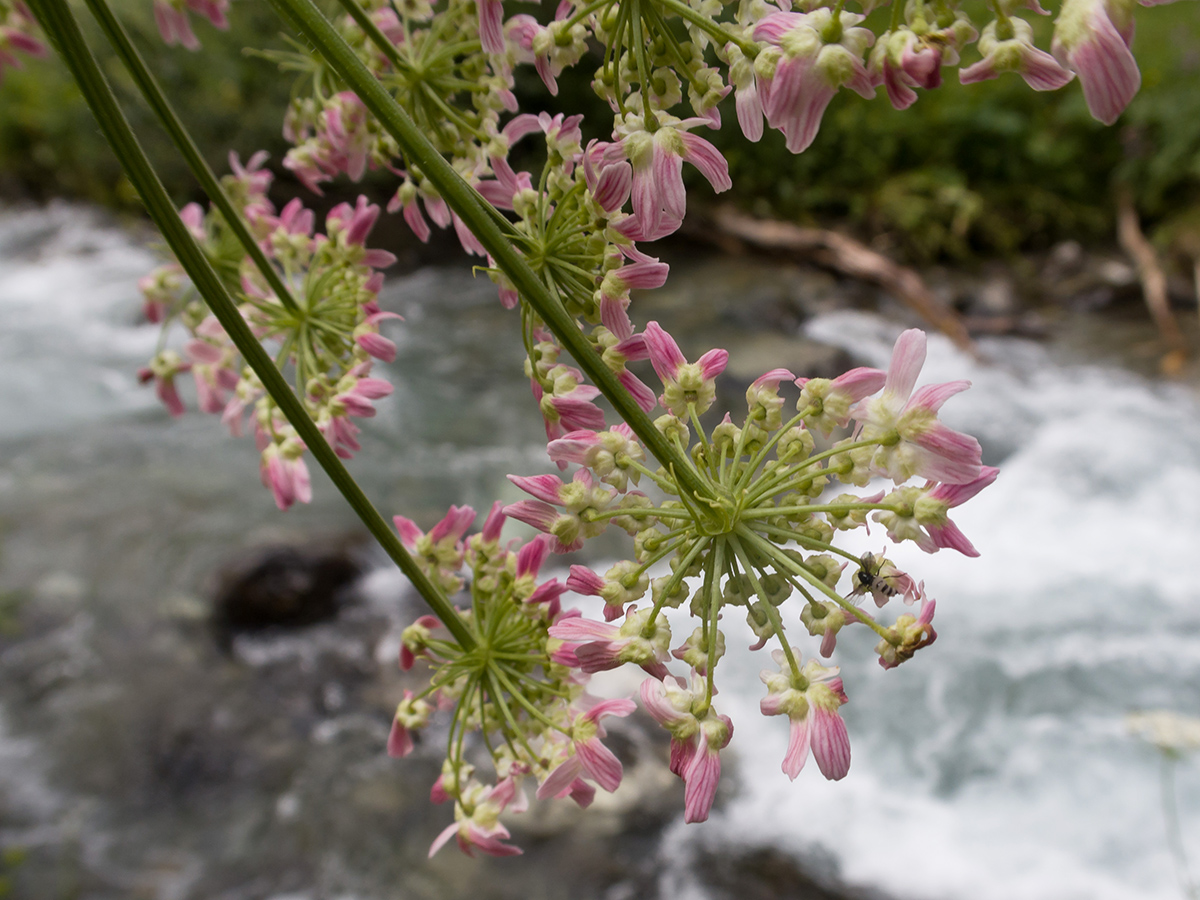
[727,533,800,678]
[277,0,713,504]
[82,0,301,314]
[737,525,890,640]
[740,502,889,519]
[27,0,474,650]
[656,0,757,56]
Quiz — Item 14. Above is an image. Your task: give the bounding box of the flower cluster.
[253,0,1175,264]
[394,326,996,854]
[137,153,400,509]
[219,0,1175,480]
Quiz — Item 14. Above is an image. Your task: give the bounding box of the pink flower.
[960,19,1075,91]
[388,179,433,243]
[537,697,638,798]
[612,113,731,241]
[851,329,982,484]
[512,535,567,608]
[548,606,672,678]
[428,777,525,858]
[504,468,615,553]
[883,16,978,108]
[547,425,645,492]
[796,366,887,436]
[354,310,403,363]
[583,141,633,213]
[387,690,432,758]
[759,649,851,781]
[478,0,504,53]
[643,322,728,418]
[186,327,238,415]
[137,350,192,417]
[876,597,937,669]
[914,465,1000,556]
[565,559,649,621]
[394,505,476,589]
[640,673,733,822]
[153,0,199,49]
[533,364,605,441]
[259,440,312,511]
[753,10,875,152]
[746,368,796,431]
[1052,0,1140,124]
[320,93,372,182]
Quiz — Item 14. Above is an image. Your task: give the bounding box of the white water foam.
[661,312,1200,900]
[0,203,163,438]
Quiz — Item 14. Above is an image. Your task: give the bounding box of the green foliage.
[3,1,1199,259]
[0,0,292,207]
[713,3,1200,260]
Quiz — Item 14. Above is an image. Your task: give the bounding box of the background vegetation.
[1,0,1198,261]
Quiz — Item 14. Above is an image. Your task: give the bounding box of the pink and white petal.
[1061,9,1140,125]
[682,747,721,823]
[679,132,732,193]
[507,473,566,505]
[537,756,584,799]
[909,426,982,483]
[516,534,553,578]
[782,714,812,780]
[428,822,460,858]
[883,62,919,109]
[576,737,624,792]
[548,616,620,642]
[697,348,729,380]
[618,370,658,413]
[907,379,971,413]
[502,500,560,532]
[586,697,639,721]
[568,778,596,808]
[386,718,414,758]
[809,707,851,780]
[643,322,686,382]
[926,518,979,556]
[735,81,765,142]
[885,329,927,400]
[958,57,1000,84]
[392,515,423,547]
[566,565,606,595]
[478,0,505,54]
[429,505,476,542]
[1022,48,1075,90]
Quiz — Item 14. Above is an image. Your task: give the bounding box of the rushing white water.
[1,204,1198,899]
[0,203,163,438]
[660,312,1200,900]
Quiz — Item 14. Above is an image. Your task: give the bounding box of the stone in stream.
[210,538,368,649]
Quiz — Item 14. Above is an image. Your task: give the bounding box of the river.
[0,202,1197,900]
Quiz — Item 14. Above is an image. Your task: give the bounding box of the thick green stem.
[27,0,474,650]
[82,0,301,314]
[273,0,714,504]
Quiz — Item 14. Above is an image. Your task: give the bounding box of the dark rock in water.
[211,539,367,647]
[695,846,892,900]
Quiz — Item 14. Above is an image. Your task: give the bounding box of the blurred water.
[0,204,1197,899]
[664,313,1200,900]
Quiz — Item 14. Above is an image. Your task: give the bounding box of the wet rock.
[210,538,368,647]
[694,845,890,900]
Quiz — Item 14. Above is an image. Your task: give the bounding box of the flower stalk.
[26,0,474,649]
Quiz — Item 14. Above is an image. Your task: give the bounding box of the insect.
[851,552,899,601]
